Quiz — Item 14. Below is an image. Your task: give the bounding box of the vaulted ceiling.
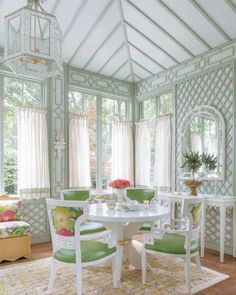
[0,0,236,82]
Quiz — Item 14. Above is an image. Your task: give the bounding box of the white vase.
[114,188,125,203]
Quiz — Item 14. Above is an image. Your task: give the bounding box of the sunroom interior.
[0,0,236,294]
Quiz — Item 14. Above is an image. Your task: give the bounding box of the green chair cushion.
[145,233,199,255]
[126,189,155,203]
[53,240,116,263]
[80,221,106,235]
[140,222,152,231]
[63,191,90,201]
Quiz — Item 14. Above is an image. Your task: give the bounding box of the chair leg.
[48,259,57,293]
[194,253,202,275]
[112,255,118,288]
[141,250,147,284]
[184,257,191,294]
[76,264,82,295]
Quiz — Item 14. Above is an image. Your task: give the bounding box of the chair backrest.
[125,187,155,203]
[61,189,90,201]
[0,195,23,222]
[46,198,88,261]
[181,197,203,241]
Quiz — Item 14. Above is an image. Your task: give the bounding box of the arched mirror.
[181,105,225,180]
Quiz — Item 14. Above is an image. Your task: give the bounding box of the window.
[102,98,127,190]
[68,90,129,192]
[140,92,173,184]
[2,77,44,194]
[69,91,97,189]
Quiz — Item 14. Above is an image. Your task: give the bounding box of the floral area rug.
[0,255,229,295]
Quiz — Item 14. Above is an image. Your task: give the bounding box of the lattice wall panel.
[175,63,234,249]
[22,198,50,242]
[175,63,234,195]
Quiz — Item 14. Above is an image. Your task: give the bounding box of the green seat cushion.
[53,240,116,263]
[140,222,152,231]
[126,189,155,203]
[80,221,106,235]
[145,233,199,255]
[63,191,90,201]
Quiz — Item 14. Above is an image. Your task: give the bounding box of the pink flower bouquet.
[109,179,131,189]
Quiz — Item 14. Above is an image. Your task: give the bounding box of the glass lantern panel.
[8,16,21,56]
[30,14,50,55]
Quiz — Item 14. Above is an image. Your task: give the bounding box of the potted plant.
[201,153,217,176]
[181,151,202,196]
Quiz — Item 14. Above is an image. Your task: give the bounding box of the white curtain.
[111,121,134,184]
[153,115,172,191]
[17,108,50,198]
[190,132,202,154]
[69,114,91,188]
[135,121,151,186]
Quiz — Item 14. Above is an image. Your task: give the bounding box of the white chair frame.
[46,198,118,295]
[141,197,203,294]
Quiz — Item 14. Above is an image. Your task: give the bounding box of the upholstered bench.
[0,195,31,262]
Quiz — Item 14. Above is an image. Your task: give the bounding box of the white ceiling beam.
[111,59,129,77]
[117,0,135,82]
[125,20,179,64]
[156,0,211,50]
[97,42,125,74]
[51,0,61,13]
[83,22,121,70]
[225,0,236,14]
[134,74,143,81]
[189,0,231,41]
[131,59,155,76]
[68,0,115,65]
[128,41,166,70]
[127,0,194,58]
[124,73,131,81]
[62,0,89,42]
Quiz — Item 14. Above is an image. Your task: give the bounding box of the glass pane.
[68,91,97,190]
[83,93,97,190]
[30,14,50,55]
[68,91,83,113]
[142,98,156,184]
[3,78,42,194]
[101,98,127,191]
[159,93,173,115]
[8,15,21,55]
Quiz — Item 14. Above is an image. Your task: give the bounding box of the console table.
[158,192,236,262]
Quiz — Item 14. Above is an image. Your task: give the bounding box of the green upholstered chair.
[125,187,155,203]
[46,198,118,295]
[141,197,203,294]
[61,189,106,235]
[124,188,156,231]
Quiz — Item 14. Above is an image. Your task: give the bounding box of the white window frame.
[68,87,131,192]
[0,72,46,194]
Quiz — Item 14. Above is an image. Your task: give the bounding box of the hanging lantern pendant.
[4,0,62,79]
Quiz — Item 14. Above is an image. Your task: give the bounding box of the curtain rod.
[17,106,47,111]
[69,112,88,118]
[156,113,173,120]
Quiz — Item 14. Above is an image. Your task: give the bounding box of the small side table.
[201,195,236,263]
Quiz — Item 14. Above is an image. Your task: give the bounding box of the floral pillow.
[190,204,201,229]
[52,206,83,236]
[0,200,23,222]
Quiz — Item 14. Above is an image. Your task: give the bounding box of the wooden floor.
[1,242,236,294]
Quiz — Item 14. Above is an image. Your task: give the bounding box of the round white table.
[88,203,170,280]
